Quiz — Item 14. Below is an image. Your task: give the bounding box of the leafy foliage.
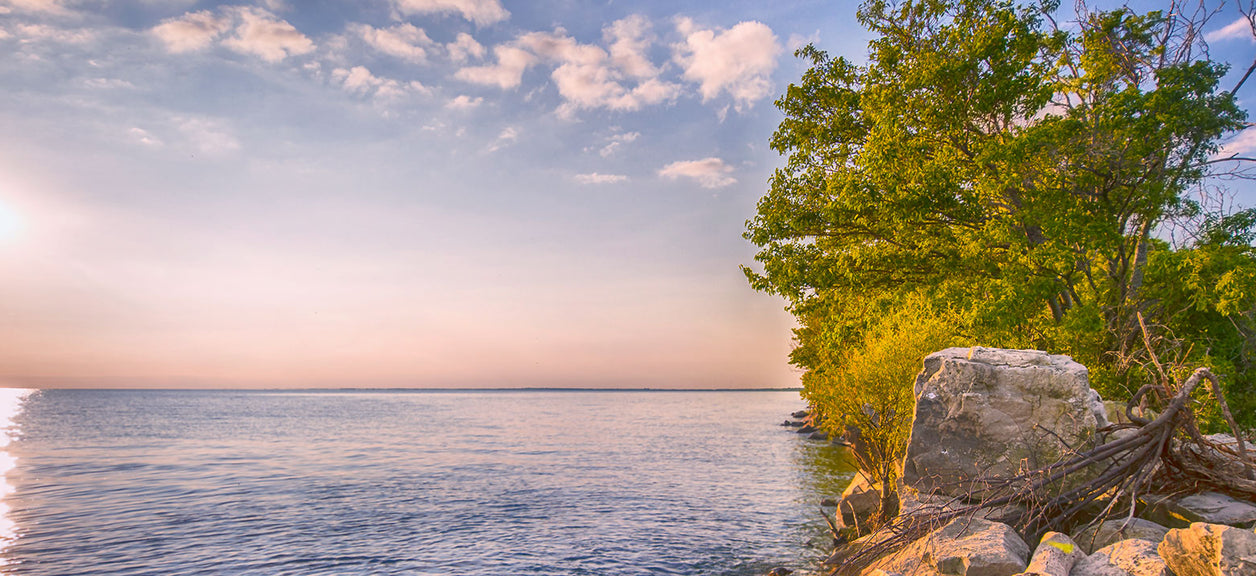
[746,0,1256,483]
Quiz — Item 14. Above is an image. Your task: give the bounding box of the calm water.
[0,390,854,576]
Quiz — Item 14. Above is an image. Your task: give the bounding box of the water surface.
[3,390,854,575]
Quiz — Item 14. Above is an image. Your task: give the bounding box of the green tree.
[746,0,1256,491]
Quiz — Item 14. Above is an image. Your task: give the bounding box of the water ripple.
[5,390,853,575]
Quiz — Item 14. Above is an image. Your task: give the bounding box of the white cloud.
[1206,16,1254,43]
[0,0,68,14]
[604,15,657,79]
[447,32,485,62]
[154,6,314,62]
[487,126,519,152]
[575,173,628,185]
[222,7,314,63]
[471,25,678,115]
[658,157,736,188]
[673,18,781,110]
[446,94,483,110]
[84,77,135,89]
[331,66,428,100]
[787,31,820,51]
[178,117,239,155]
[13,23,93,44]
[599,130,639,158]
[456,44,535,88]
[152,10,232,53]
[392,0,508,26]
[354,22,433,63]
[1218,127,1256,157]
[129,127,163,147]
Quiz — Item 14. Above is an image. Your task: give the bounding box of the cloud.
[84,77,135,89]
[1205,16,1254,43]
[447,32,485,63]
[462,21,680,115]
[353,22,433,63]
[222,7,314,62]
[673,18,781,110]
[575,173,628,184]
[599,130,639,158]
[658,157,736,188]
[1218,127,1256,157]
[332,65,426,99]
[487,126,519,152]
[446,94,483,110]
[152,10,232,53]
[1,0,69,14]
[12,23,94,44]
[177,117,239,155]
[392,0,508,26]
[787,31,821,51]
[129,127,163,147]
[455,45,535,89]
[153,7,313,62]
[604,15,657,79]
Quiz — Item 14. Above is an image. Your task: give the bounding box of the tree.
[745,0,1256,511]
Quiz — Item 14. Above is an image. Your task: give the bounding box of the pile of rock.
[822,347,1256,576]
[836,516,1256,576]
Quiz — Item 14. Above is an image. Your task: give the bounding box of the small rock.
[797,425,817,434]
[1020,532,1084,576]
[791,410,810,418]
[838,472,882,530]
[820,498,839,507]
[1144,492,1256,529]
[1072,518,1170,554]
[809,431,829,441]
[1073,539,1169,576]
[767,568,793,576]
[1158,522,1256,576]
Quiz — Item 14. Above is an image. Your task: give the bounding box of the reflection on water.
[0,389,33,570]
[3,390,856,576]
[791,432,858,551]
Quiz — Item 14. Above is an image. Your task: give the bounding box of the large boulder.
[1158,522,1256,576]
[1073,539,1171,576]
[1072,518,1170,554]
[903,347,1108,498]
[865,518,1030,576]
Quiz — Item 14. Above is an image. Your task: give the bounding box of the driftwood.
[829,363,1256,576]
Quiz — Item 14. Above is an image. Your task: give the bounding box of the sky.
[0,0,1254,389]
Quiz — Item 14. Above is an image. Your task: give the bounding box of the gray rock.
[1072,539,1169,576]
[838,472,882,530]
[865,518,1030,576]
[1158,522,1256,576]
[1143,492,1256,529]
[1072,519,1170,554]
[809,431,830,441]
[1019,532,1084,576]
[902,347,1107,498]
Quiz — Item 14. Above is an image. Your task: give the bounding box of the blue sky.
[0,0,1254,388]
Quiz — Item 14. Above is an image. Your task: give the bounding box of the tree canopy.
[746,0,1256,489]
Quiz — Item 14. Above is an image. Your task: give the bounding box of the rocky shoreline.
[771,347,1256,576]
